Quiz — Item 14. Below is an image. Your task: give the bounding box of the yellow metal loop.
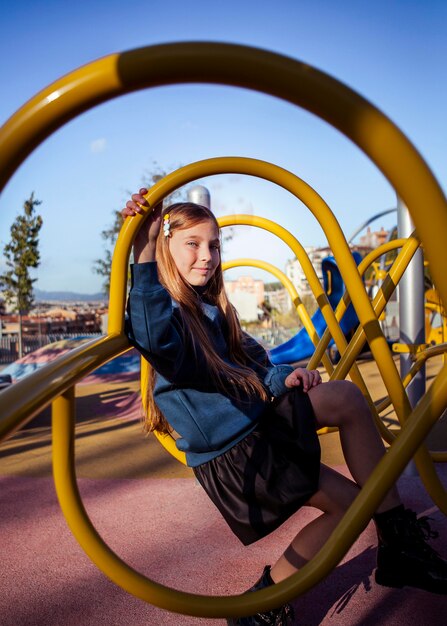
[2,42,446,306]
[2,42,447,617]
[222,257,334,376]
[148,252,338,464]
[116,159,394,418]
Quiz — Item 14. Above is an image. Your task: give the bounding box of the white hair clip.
[163,213,171,237]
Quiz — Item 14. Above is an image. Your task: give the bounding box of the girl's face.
[168,219,221,287]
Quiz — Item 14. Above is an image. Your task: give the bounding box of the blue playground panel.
[2,337,140,382]
[269,252,362,365]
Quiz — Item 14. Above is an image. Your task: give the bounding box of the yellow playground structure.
[426,288,447,348]
[1,42,447,620]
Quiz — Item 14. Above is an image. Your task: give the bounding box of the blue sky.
[0,0,446,293]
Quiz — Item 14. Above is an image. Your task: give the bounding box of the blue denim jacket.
[126,262,293,466]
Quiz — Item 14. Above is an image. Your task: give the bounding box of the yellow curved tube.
[311,235,447,463]
[51,349,447,617]
[0,334,129,443]
[2,42,446,309]
[222,258,334,373]
[2,42,447,616]
[307,236,418,372]
[147,254,337,464]
[376,343,447,462]
[215,212,372,401]
[116,160,399,443]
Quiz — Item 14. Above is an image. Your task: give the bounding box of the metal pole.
[397,196,425,476]
[187,185,211,209]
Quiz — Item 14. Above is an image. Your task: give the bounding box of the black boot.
[375,506,447,594]
[226,566,295,626]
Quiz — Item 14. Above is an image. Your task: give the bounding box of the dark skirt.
[193,388,321,545]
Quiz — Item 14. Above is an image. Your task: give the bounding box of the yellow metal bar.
[308,236,417,371]
[317,234,447,484]
[392,342,429,355]
[217,212,367,391]
[304,232,447,509]
[52,387,211,614]
[2,41,447,616]
[330,235,420,381]
[333,239,447,509]
[2,42,446,309]
[376,343,447,463]
[147,254,336,464]
[117,157,447,511]
[308,235,421,443]
[352,242,420,438]
[222,257,334,375]
[50,352,447,616]
[403,343,447,385]
[376,344,446,409]
[0,334,129,443]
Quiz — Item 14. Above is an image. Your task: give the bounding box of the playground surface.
[1,356,447,625]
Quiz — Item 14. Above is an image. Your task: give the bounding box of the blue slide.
[269,252,362,365]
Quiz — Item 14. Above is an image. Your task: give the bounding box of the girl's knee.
[309,379,370,429]
[322,380,368,423]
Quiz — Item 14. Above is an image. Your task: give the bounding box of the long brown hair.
[144,202,268,434]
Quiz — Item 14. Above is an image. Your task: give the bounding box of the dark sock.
[373,504,405,527]
[251,565,274,591]
[263,567,275,586]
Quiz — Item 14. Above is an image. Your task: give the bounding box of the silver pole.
[397,196,425,475]
[187,185,211,209]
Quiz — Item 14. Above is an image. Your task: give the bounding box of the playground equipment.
[362,228,447,350]
[347,207,397,245]
[0,337,140,382]
[1,43,447,620]
[269,252,362,365]
[426,288,447,347]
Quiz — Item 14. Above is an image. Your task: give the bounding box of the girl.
[123,191,447,626]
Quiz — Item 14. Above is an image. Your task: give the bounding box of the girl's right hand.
[284,368,322,392]
[122,188,163,262]
[122,188,150,217]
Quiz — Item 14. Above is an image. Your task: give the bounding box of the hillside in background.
[34,288,106,303]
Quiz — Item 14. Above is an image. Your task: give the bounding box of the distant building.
[224,275,265,304]
[264,287,292,315]
[0,302,105,337]
[227,291,260,322]
[224,275,265,322]
[358,226,389,249]
[285,246,330,296]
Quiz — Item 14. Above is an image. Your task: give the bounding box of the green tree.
[93,162,236,295]
[0,193,43,357]
[92,164,182,295]
[92,209,124,296]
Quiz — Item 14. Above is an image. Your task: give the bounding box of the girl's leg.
[233,382,447,622]
[271,463,360,581]
[272,379,401,582]
[307,379,401,513]
[270,381,447,595]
